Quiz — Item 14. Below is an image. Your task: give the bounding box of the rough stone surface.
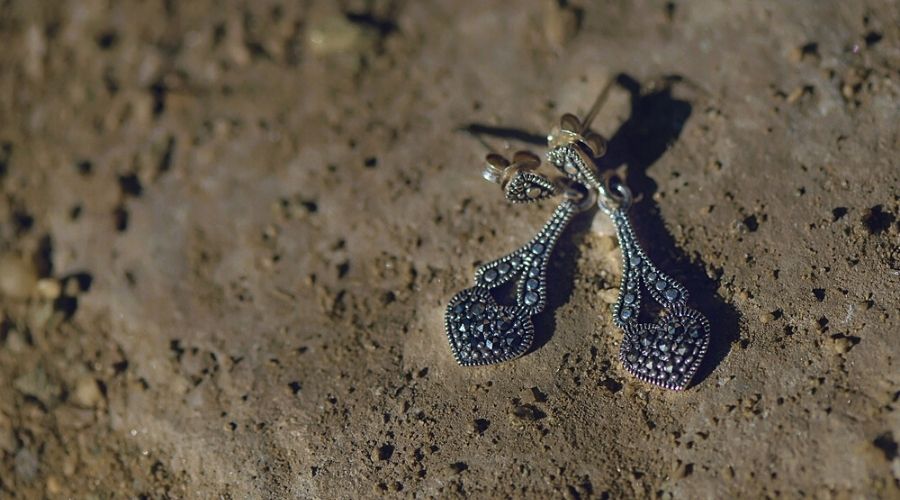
[0,1,898,497]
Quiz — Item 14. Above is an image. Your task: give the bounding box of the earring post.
[578,78,616,134]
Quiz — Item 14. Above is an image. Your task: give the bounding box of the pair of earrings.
[444,89,710,391]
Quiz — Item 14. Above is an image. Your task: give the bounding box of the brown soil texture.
[1,1,899,498]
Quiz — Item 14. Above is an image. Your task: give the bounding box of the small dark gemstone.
[656,280,667,291]
[498,262,511,274]
[664,288,679,301]
[647,272,658,281]
[526,278,539,290]
[624,293,636,304]
[630,256,641,266]
[524,291,539,306]
[621,308,633,320]
[483,269,498,282]
[528,267,541,278]
[531,243,545,255]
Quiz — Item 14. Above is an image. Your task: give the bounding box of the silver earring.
[445,87,710,391]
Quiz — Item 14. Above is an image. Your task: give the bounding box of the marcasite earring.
[445,87,711,391]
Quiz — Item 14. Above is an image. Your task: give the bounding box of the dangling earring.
[445,85,710,391]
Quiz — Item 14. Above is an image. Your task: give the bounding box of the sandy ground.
[0,0,898,498]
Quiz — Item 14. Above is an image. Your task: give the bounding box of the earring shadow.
[594,73,740,388]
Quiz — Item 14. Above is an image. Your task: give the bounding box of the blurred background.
[0,0,897,497]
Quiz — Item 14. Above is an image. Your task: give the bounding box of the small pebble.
[786,86,812,104]
[62,454,77,476]
[36,278,62,300]
[72,376,103,408]
[543,0,580,48]
[46,476,62,495]
[5,329,26,353]
[842,83,856,100]
[307,15,375,56]
[225,17,251,66]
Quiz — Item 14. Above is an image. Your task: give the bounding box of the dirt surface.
[0,0,898,498]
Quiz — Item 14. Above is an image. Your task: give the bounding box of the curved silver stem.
[609,208,689,326]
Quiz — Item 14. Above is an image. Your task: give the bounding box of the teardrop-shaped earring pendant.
[445,199,578,366]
